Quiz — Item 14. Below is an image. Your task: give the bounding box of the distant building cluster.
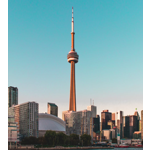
[8,85,143,145]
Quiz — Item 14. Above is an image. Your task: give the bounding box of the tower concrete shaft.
[69,61,76,111]
[67,7,79,111]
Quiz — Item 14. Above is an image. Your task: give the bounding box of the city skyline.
[8,0,143,118]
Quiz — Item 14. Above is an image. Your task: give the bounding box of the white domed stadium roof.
[39,113,66,132]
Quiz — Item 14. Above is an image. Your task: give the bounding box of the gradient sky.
[8,0,143,119]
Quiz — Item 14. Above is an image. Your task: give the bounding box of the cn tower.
[67,7,79,111]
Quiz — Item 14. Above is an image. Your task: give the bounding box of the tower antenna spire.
[71,7,74,33]
[72,7,73,18]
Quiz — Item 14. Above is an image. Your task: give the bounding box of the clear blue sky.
[8,0,143,118]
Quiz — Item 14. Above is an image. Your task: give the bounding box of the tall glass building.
[116,111,123,139]
[8,86,18,107]
[47,103,58,117]
[8,102,39,138]
[101,110,112,130]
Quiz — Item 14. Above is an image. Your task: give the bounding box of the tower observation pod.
[67,7,79,111]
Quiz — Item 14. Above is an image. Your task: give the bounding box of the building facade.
[47,103,58,117]
[129,115,138,139]
[93,115,100,141]
[62,110,69,121]
[133,131,141,139]
[123,116,130,138]
[8,102,39,138]
[64,110,93,137]
[87,105,97,118]
[110,129,116,139]
[107,120,115,129]
[116,111,123,139]
[8,116,19,143]
[141,110,143,139]
[101,110,112,130]
[123,113,140,139]
[134,110,140,132]
[112,113,115,121]
[8,105,20,135]
[8,86,18,107]
[139,120,141,131]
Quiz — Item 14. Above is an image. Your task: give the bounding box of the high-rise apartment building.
[141,110,143,139]
[8,102,39,138]
[64,110,93,137]
[87,105,97,118]
[47,103,58,117]
[8,86,18,107]
[101,110,112,130]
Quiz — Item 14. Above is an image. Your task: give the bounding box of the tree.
[21,136,38,145]
[80,134,91,146]
[38,136,47,145]
[44,130,57,146]
[56,132,67,146]
[69,134,79,146]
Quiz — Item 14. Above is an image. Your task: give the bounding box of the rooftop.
[48,103,57,107]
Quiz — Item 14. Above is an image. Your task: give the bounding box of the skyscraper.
[101,110,112,130]
[47,103,58,117]
[116,111,123,138]
[67,7,79,112]
[8,102,39,138]
[123,114,140,139]
[65,110,92,136]
[134,109,140,132]
[87,105,97,118]
[8,86,18,107]
[123,116,130,138]
[93,115,100,141]
[129,115,138,138]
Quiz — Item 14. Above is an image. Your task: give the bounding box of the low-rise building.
[8,116,19,149]
[102,129,110,140]
[133,131,141,139]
